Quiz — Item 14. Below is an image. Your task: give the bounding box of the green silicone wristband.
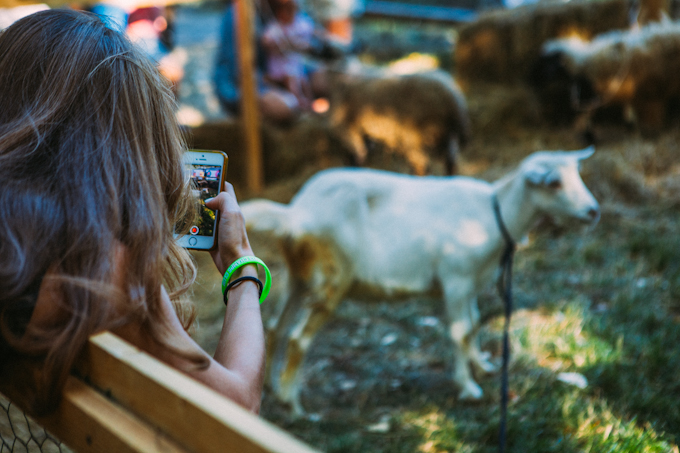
[222,256,271,303]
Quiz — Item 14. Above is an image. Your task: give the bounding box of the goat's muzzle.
[577,206,601,226]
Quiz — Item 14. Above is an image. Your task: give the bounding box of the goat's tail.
[241,198,295,238]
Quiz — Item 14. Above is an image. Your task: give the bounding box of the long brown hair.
[0,9,207,414]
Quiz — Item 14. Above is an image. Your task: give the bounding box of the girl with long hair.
[0,9,265,415]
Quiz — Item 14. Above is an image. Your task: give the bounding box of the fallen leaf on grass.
[557,372,588,389]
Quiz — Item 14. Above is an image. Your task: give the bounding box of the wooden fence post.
[235,0,264,193]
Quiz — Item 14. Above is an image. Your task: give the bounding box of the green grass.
[387,292,679,452]
[406,207,680,452]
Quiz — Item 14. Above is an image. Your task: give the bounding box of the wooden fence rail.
[1,332,319,453]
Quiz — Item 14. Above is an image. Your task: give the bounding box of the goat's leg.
[265,280,303,407]
[268,239,352,416]
[347,126,368,167]
[446,134,460,176]
[274,285,350,416]
[404,147,429,176]
[469,336,496,374]
[466,298,498,374]
[276,304,334,416]
[442,277,483,400]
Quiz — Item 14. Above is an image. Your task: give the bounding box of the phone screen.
[189,164,222,238]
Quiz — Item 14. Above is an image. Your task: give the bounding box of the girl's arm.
[116,183,266,413]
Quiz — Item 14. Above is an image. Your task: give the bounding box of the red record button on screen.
[190,226,199,235]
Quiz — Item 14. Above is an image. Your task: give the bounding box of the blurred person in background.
[91,1,185,97]
[261,0,327,112]
[214,0,337,125]
[298,0,364,45]
[125,5,185,97]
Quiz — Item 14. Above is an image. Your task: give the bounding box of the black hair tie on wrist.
[224,276,264,306]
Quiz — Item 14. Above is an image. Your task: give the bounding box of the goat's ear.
[573,146,595,160]
[524,164,561,187]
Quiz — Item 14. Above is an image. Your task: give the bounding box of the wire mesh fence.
[0,394,69,453]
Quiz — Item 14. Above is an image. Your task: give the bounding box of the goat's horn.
[574,145,595,160]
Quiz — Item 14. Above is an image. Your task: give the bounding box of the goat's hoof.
[282,404,306,419]
[477,351,492,361]
[475,360,499,374]
[277,393,306,418]
[286,398,307,419]
[473,353,499,374]
[458,381,483,400]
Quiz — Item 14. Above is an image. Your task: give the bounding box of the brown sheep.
[327,66,471,176]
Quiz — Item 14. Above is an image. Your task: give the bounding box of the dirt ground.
[177,5,680,452]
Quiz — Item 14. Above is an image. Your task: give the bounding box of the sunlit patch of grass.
[513,303,622,371]
[572,412,678,453]
[400,408,473,453]
[464,300,678,452]
[565,391,676,452]
[548,389,676,453]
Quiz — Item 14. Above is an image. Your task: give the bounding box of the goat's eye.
[547,180,562,190]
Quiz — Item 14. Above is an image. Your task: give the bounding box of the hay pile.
[535,21,680,133]
[184,116,355,200]
[185,81,680,209]
[455,0,630,83]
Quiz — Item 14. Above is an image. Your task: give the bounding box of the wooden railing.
[1,332,319,453]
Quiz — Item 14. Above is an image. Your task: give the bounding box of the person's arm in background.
[214,5,241,112]
[214,3,268,114]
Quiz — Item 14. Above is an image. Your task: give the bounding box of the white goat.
[243,148,600,415]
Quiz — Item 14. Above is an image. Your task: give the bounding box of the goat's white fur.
[243,148,599,414]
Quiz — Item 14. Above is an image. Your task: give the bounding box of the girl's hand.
[204,182,254,275]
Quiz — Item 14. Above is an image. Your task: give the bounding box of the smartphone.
[176,150,228,250]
